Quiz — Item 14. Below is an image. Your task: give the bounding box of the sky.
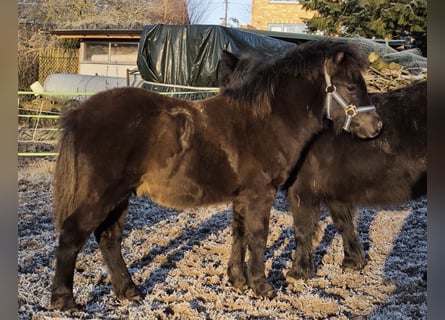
[198,0,252,26]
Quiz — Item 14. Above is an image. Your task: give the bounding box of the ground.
[18,159,427,320]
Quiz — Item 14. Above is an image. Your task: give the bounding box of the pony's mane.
[219,39,368,118]
[370,80,426,154]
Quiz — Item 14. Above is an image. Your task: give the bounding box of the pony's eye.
[347,84,357,92]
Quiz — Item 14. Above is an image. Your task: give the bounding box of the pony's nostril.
[376,120,383,131]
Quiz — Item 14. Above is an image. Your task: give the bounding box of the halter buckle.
[326,84,336,93]
[344,105,357,117]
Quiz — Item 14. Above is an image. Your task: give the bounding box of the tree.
[302,0,427,40]
[187,0,211,24]
[39,0,190,29]
[18,0,212,30]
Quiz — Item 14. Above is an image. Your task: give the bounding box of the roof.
[50,29,143,39]
[50,27,319,42]
[50,26,408,49]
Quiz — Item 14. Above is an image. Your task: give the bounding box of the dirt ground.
[18,159,427,320]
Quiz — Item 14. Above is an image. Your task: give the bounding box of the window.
[268,23,307,34]
[110,43,138,64]
[81,42,138,65]
[83,42,109,62]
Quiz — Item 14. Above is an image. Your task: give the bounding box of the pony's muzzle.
[363,106,383,138]
[373,119,384,136]
[350,113,383,139]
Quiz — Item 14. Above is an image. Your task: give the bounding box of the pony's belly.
[135,177,205,210]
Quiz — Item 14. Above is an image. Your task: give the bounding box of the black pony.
[285,81,426,280]
[50,39,382,310]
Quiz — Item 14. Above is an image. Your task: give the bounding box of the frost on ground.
[18,160,427,319]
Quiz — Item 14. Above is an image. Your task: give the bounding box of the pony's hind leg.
[51,205,101,310]
[286,192,321,280]
[327,202,366,270]
[94,198,140,302]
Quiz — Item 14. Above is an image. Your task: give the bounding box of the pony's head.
[219,40,383,139]
[319,43,383,139]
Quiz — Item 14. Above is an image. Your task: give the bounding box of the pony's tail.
[52,122,78,233]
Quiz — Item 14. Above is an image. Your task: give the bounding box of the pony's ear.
[324,56,335,76]
[324,51,345,77]
[221,50,239,71]
[334,51,345,63]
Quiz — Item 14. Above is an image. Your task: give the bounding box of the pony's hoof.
[51,294,79,311]
[115,285,141,301]
[232,281,248,291]
[286,268,311,281]
[227,264,248,291]
[257,284,276,299]
[127,289,141,302]
[342,257,366,270]
[251,280,276,299]
[229,276,248,294]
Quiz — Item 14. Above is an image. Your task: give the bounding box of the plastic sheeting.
[137,24,294,87]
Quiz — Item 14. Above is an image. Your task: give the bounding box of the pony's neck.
[267,77,328,182]
[274,76,325,124]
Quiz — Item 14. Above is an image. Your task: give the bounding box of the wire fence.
[18,87,219,157]
[18,92,65,157]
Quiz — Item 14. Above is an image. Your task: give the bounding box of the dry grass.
[18,161,427,319]
[18,159,55,183]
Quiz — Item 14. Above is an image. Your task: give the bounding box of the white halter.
[323,61,376,131]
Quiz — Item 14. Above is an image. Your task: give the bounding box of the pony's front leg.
[286,191,321,280]
[327,202,366,270]
[229,189,276,298]
[94,199,140,301]
[245,207,275,298]
[227,202,248,291]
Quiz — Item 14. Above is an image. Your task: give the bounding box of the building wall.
[251,0,315,33]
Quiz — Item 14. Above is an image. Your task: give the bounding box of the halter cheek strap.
[323,61,376,131]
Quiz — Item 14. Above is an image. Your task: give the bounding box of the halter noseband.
[323,62,376,131]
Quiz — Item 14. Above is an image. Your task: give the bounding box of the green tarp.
[137,24,294,87]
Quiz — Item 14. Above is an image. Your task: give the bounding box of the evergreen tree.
[303,0,427,40]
